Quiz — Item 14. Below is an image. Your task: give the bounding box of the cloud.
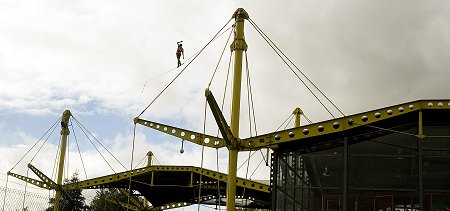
[1,1,450,210]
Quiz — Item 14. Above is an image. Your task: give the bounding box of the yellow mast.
[293,107,303,128]
[54,110,71,211]
[227,8,248,210]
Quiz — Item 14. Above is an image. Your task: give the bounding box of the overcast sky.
[1,0,449,210]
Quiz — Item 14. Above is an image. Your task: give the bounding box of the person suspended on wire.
[176,41,184,67]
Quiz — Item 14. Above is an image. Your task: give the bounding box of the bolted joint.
[230,39,248,51]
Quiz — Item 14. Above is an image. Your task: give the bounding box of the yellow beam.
[134,118,226,148]
[240,100,450,150]
[7,171,53,190]
[119,188,145,210]
[63,165,269,193]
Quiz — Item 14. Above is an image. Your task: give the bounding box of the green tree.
[89,189,128,211]
[46,172,87,211]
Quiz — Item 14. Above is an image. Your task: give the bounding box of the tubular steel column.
[54,110,71,211]
[293,108,303,128]
[227,8,248,210]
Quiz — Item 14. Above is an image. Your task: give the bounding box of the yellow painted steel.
[227,8,249,210]
[134,118,226,148]
[119,188,145,210]
[63,165,269,193]
[6,172,52,190]
[144,151,153,208]
[54,110,71,211]
[240,100,450,150]
[293,107,303,127]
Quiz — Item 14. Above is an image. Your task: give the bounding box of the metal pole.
[54,110,71,211]
[227,8,248,211]
[418,110,424,210]
[293,108,302,127]
[144,151,153,208]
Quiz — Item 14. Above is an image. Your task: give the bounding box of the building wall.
[272,113,450,211]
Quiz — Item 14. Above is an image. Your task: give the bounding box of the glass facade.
[273,111,450,210]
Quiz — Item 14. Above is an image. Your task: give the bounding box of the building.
[272,100,450,210]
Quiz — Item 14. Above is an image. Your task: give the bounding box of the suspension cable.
[248,18,345,119]
[216,48,234,211]
[127,124,137,211]
[302,113,314,124]
[208,24,234,88]
[245,51,258,136]
[135,154,147,168]
[152,156,161,165]
[72,116,127,170]
[66,133,70,180]
[9,117,60,172]
[197,100,208,211]
[21,168,30,210]
[283,115,295,130]
[275,114,294,132]
[141,25,232,93]
[29,120,60,164]
[249,157,265,179]
[70,119,88,180]
[137,17,233,118]
[72,117,125,173]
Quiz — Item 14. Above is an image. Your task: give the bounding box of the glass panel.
[348,127,418,190]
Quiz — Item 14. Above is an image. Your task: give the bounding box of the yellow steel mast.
[54,110,71,211]
[227,8,248,210]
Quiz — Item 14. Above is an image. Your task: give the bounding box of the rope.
[70,119,88,180]
[152,156,161,165]
[249,157,265,179]
[275,114,294,132]
[137,17,233,118]
[66,133,70,180]
[29,119,60,163]
[208,24,234,88]
[245,52,258,136]
[135,154,148,168]
[126,124,137,211]
[21,168,29,210]
[302,113,314,124]
[213,45,234,211]
[283,115,295,130]
[237,151,257,171]
[248,18,345,119]
[141,67,178,93]
[197,100,208,211]
[72,117,124,173]
[9,117,60,172]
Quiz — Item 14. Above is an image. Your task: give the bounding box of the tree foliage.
[46,172,87,211]
[89,189,128,211]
